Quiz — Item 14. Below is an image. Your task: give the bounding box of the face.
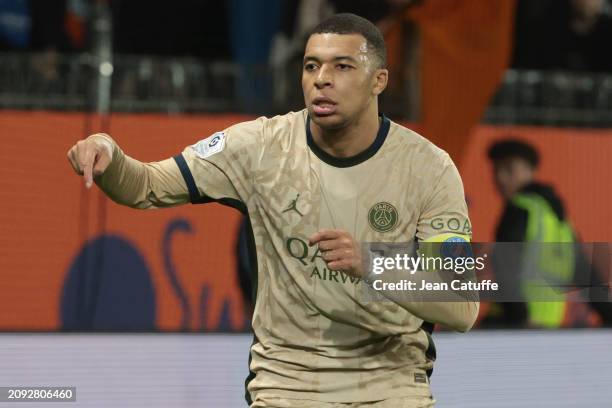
[493,158,535,200]
[302,33,388,130]
[571,0,604,18]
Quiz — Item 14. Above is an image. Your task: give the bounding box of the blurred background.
[0,0,611,406]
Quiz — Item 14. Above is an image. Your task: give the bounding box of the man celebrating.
[67,13,477,407]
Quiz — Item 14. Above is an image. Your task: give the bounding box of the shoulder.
[220,110,305,151]
[386,120,454,171]
[230,110,305,133]
[262,109,307,129]
[261,110,307,143]
[228,110,306,142]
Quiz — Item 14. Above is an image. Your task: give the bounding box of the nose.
[315,65,333,89]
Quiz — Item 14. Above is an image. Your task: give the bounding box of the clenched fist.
[67,133,115,188]
[309,229,364,278]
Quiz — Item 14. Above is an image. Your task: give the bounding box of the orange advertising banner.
[0,111,252,331]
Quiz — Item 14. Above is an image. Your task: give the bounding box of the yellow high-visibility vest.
[512,193,575,328]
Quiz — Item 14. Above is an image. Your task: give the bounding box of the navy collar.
[306,114,390,168]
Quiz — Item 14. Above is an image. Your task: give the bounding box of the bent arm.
[405,152,479,332]
[95,137,190,209]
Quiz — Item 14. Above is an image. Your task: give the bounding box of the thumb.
[92,150,112,178]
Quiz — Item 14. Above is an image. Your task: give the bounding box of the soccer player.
[67,13,478,407]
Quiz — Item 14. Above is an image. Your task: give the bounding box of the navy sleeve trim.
[173,154,200,204]
[173,153,247,214]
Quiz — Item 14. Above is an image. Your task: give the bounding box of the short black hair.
[488,139,540,168]
[309,13,387,68]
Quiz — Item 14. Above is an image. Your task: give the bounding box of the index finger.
[309,229,342,246]
[83,161,94,189]
[81,150,95,189]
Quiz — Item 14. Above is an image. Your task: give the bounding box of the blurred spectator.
[0,0,86,87]
[229,0,280,113]
[483,139,612,328]
[64,0,90,50]
[0,0,90,51]
[513,0,612,72]
[566,0,612,71]
[0,0,31,49]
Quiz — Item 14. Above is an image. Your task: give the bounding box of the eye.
[337,64,353,71]
[304,63,318,72]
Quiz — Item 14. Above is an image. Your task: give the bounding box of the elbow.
[452,320,474,333]
[450,301,480,333]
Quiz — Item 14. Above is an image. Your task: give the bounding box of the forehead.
[304,33,369,60]
[494,157,527,169]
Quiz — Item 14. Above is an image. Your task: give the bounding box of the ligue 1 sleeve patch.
[190,132,226,159]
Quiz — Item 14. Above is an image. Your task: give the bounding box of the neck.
[310,103,380,158]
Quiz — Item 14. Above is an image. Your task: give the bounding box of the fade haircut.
[309,13,387,69]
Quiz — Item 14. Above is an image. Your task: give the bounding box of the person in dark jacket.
[484,139,612,328]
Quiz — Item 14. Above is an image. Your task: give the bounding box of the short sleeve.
[173,117,265,210]
[416,154,472,242]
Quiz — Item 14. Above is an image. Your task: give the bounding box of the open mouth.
[312,97,337,116]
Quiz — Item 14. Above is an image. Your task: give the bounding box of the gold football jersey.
[169,109,472,404]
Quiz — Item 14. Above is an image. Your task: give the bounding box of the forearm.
[397,298,479,333]
[95,137,189,209]
[365,268,479,332]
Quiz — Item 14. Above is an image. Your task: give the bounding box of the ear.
[372,68,388,96]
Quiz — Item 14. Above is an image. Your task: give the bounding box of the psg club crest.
[368,202,399,233]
